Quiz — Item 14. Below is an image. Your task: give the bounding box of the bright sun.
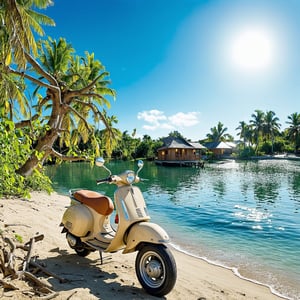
[230,28,274,72]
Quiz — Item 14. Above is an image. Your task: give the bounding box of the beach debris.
[0,233,63,299]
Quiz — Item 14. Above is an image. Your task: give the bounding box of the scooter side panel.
[123,222,170,254]
[62,205,93,237]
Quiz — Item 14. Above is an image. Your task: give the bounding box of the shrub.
[0,120,52,198]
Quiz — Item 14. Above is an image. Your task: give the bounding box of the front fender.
[123,222,170,254]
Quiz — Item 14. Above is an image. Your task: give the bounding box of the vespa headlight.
[126,171,135,184]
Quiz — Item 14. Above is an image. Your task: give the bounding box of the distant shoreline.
[220,154,300,161]
[250,154,300,161]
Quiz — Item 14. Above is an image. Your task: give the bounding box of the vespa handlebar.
[96,175,121,185]
[96,174,145,185]
[96,177,111,184]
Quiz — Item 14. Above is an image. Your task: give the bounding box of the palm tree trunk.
[17,129,58,176]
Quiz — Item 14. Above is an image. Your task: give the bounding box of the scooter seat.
[74,190,114,216]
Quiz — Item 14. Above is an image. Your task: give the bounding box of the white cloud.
[137,110,200,131]
[168,112,199,127]
[137,110,167,126]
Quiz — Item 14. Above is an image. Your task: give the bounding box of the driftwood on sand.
[0,232,66,299]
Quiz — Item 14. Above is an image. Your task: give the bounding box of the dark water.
[46,159,300,299]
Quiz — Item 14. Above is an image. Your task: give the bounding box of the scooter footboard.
[123,222,170,254]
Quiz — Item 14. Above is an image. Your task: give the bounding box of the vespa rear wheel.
[66,235,91,257]
[74,247,91,257]
[135,244,177,297]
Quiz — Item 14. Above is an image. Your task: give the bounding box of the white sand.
[0,192,284,299]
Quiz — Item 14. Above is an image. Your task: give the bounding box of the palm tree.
[236,121,249,149]
[263,110,281,154]
[0,0,55,120]
[1,0,55,67]
[11,38,116,176]
[98,110,121,158]
[250,110,265,154]
[286,112,300,153]
[206,121,229,142]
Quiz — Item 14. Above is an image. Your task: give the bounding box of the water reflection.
[212,178,227,198]
[289,173,300,205]
[48,160,298,207]
[253,180,279,203]
[47,160,300,205]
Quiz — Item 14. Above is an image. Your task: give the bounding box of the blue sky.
[44,0,299,140]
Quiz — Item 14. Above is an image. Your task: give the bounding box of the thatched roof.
[158,137,206,150]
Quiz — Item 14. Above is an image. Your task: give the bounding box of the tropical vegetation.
[0,2,299,197]
[0,1,115,196]
[235,110,299,157]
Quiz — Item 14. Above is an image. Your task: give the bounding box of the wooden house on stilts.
[155,136,206,167]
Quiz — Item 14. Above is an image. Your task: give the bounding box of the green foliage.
[259,142,272,155]
[268,136,286,154]
[285,112,300,152]
[168,131,185,139]
[14,234,23,243]
[24,168,52,194]
[206,122,232,142]
[238,147,255,158]
[135,135,157,159]
[0,119,52,198]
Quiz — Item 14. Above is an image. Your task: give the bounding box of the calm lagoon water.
[46,159,300,300]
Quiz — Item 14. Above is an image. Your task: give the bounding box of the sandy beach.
[0,192,284,300]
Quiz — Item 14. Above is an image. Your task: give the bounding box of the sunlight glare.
[230,28,274,72]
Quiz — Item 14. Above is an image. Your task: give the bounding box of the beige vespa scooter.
[61,158,177,296]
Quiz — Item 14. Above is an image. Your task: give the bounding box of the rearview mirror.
[95,157,105,167]
[137,160,144,168]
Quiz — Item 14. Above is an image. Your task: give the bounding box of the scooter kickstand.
[99,250,103,265]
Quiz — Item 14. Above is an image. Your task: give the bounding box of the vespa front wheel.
[135,244,177,297]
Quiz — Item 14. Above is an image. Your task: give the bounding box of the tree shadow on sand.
[39,247,166,300]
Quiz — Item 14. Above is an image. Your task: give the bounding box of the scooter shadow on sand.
[42,247,167,299]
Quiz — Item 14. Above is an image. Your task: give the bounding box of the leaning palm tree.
[286,112,300,153]
[263,110,281,154]
[9,37,116,176]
